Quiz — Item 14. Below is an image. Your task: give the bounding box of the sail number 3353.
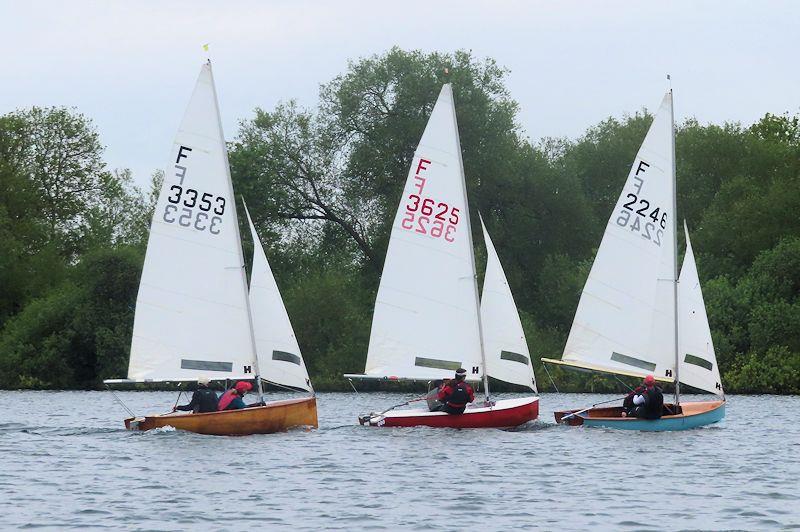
[400,158,460,242]
[161,146,227,235]
[614,160,667,247]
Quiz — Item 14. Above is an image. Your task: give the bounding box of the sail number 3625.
[401,195,459,242]
[162,185,226,235]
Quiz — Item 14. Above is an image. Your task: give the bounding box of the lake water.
[0,391,798,531]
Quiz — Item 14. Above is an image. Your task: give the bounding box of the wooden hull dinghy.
[360,397,538,429]
[124,397,318,435]
[554,400,724,431]
[105,62,319,429]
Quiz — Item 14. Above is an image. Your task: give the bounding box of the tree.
[230,48,535,273]
[0,247,142,389]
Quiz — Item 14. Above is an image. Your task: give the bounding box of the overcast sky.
[2,1,798,188]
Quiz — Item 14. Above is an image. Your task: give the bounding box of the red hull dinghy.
[347,84,539,426]
[359,397,539,429]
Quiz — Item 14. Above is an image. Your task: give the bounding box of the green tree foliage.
[1,50,798,392]
[0,108,149,330]
[0,247,142,388]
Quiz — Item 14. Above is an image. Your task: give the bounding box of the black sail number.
[183,188,198,208]
[167,185,182,204]
[200,192,212,211]
[160,187,225,236]
[214,197,226,215]
[622,193,637,210]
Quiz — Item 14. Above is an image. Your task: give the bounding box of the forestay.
[362,84,483,381]
[244,203,313,392]
[126,62,257,382]
[560,93,677,381]
[678,224,724,396]
[479,217,537,391]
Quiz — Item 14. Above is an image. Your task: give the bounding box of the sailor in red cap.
[217,381,253,411]
[626,374,664,420]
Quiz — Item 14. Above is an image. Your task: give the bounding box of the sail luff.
[447,85,490,402]
[207,62,263,400]
[670,88,681,405]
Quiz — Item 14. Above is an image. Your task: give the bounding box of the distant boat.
[543,90,724,430]
[345,84,539,428]
[104,61,317,435]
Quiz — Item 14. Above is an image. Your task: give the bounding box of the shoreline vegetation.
[1,49,798,394]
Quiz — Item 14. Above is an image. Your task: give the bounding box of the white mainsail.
[244,203,313,392]
[479,217,537,391]
[126,62,257,382]
[558,93,677,381]
[678,224,724,396]
[360,84,484,381]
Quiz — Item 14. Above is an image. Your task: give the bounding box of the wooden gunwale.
[124,396,317,435]
[554,400,724,427]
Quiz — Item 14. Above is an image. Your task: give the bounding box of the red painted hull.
[362,397,539,428]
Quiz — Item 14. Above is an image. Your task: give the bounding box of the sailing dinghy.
[345,84,539,428]
[543,91,724,430]
[104,62,317,435]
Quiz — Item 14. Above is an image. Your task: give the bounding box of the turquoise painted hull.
[579,402,725,431]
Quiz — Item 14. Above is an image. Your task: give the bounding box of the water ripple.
[0,391,799,530]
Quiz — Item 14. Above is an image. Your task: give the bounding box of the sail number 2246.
[614,160,667,247]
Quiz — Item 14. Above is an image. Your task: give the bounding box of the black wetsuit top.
[176,387,219,413]
[642,386,664,420]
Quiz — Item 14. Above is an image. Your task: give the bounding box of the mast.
[208,60,264,402]
[448,84,491,403]
[669,81,681,406]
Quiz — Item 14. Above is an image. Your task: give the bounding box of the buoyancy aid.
[439,381,474,407]
[643,386,664,419]
[217,389,238,411]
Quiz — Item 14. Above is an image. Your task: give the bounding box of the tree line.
[1,48,798,393]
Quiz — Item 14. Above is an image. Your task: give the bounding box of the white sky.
[2,1,798,188]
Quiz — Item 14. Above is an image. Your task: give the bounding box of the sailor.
[629,374,664,420]
[436,368,475,414]
[174,377,218,413]
[217,381,253,411]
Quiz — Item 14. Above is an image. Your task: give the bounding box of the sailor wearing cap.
[435,368,475,414]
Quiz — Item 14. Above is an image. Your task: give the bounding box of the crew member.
[174,376,218,413]
[217,381,253,411]
[630,374,664,420]
[436,368,475,414]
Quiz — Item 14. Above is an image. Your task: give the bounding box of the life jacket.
[442,381,473,408]
[217,389,238,411]
[643,386,664,419]
[195,388,219,413]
